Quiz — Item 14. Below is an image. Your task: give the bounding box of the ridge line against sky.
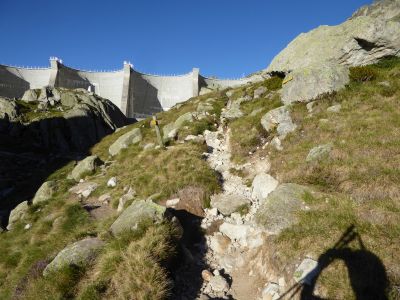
[0,0,372,78]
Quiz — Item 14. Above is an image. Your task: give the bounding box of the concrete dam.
[0,58,255,118]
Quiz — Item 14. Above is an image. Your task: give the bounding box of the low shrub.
[349,66,377,82]
[265,76,284,91]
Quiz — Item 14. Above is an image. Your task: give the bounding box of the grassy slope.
[265,58,400,298]
[0,89,226,299]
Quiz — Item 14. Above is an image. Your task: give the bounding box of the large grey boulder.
[69,155,102,182]
[7,201,29,230]
[210,194,250,216]
[255,183,309,234]
[281,64,349,104]
[0,98,18,121]
[21,89,38,102]
[110,200,169,236]
[266,1,400,102]
[32,181,57,204]
[43,237,104,276]
[162,112,194,140]
[267,12,400,72]
[109,127,142,156]
[261,106,297,139]
[251,173,279,201]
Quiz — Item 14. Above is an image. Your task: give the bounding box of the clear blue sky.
[0,0,372,78]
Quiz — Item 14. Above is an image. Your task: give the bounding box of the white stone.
[262,282,280,299]
[69,182,98,198]
[251,173,279,201]
[327,104,341,113]
[166,198,180,207]
[208,275,229,293]
[219,223,264,248]
[98,193,111,203]
[107,177,117,187]
[208,207,218,217]
[209,234,231,254]
[293,258,319,285]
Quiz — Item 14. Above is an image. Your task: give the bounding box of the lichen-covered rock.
[43,237,104,276]
[110,200,169,236]
[162,122,177,140]
[210,193,250,216]
[7,201,29,230]
[267,5,400,72]
[32,181,57,204]
[70,155,102,182]
[306,143,333,162]
[281,64,349,104]
[261,106,297,139]
[255,183,309,234]
[109,127,142,156]
[21,89,38,102]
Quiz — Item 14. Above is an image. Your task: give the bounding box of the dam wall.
[127,70,196,117]
[0,58,253,118]
[0,65,50,98]
[55,63,125,109]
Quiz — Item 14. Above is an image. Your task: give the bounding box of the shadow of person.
[301,225,388,300]
[280,225,389,300]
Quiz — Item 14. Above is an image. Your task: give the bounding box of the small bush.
[265,76,284,91]
[349,66,377,82]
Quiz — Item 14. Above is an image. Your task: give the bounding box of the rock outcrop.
[43,237,104,276]
[110,200,169,236]
[109,127,142,156]
[32,181,57,204]
[267,8,400,72]
[281,64,349,104]
[0,88,127,153]
[7,200,29,230]
[267,0,400,103]
[69,155,102,182]
[255,183,309,234]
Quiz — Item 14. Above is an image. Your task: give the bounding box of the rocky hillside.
[0,55,399,299]
[0,87,127,227]
[0,1,399,300]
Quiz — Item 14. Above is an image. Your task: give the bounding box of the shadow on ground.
[0,114,131,228]
[280,225,389,300]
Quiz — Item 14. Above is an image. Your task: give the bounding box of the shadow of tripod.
[279,225,389,300]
